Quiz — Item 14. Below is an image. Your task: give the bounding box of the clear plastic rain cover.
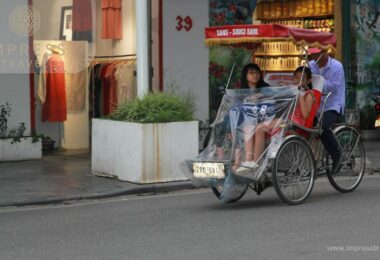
[181,86,299,199]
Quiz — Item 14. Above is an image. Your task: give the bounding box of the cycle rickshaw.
[181,24,365,205]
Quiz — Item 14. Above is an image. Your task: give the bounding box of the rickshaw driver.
[308,47,345,173]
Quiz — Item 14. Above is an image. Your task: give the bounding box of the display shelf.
[254,56,302,71]
[261,17,335,33]
[256,0,335,21]
[254,41,305,57]
[262,70,298,73]
[254,0,335,72]
[259,14,333,21]
[254,52,303,56]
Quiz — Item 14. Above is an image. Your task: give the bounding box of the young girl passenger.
[236,66,316,175]
[240,63,269,89]
[215,63,268,159]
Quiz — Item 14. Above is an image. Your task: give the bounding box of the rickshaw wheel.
[326,127,365,193]
[272,136,316,205]
[211,183,248,203]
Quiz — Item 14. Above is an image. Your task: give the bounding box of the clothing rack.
[89,57,137,118]
[89,54,136,59]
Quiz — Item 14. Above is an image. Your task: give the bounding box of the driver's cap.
[307,47,322,54]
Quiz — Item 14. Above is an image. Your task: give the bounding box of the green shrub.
[106,92,194,123]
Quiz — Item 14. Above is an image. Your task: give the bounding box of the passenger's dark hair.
[294,66,313,89]
[240,63,268,89]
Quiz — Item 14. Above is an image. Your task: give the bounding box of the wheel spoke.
[273,137,315,204]
[327,128,365,192]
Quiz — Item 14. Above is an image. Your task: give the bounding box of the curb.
[2,168,379,208]
[0,181,197,208]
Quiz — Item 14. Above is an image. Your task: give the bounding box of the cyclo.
[181,24,365,205]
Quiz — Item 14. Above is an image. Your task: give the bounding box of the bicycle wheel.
[211,181,248,203]
[326,127,365,193]
[272,136,316,205]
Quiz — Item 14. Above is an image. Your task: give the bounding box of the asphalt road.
[1,176,380,260]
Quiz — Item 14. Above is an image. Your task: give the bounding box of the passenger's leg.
[320,111,342,171]
[216,147,225,159]
[244,134,255,161]
[253,119,279,162]
[232,148,242,172]
[254,124,266,162]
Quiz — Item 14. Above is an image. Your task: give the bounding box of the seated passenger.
[215,63,268,159]
[236,66,317,175]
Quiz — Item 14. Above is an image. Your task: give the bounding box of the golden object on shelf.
[302,0,308,17]
[321,0,328,15]
[275,1,283,18]
[282,1,289,18]
[270,1,277,19]
[307,0,315,16]
[263,1,270,18]
[328,0,334,15]
[295,0,303,17]
[314,0,321,15]
[288,0,296,17]
[256,1,263,19]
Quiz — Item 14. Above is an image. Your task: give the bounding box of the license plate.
[376,117,380,128]
[193,163,225,179]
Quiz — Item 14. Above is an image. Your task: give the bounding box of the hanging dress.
[39,53,67,122]
[73,0,93,42]
[114,61,137,104]
[101,0,123,40]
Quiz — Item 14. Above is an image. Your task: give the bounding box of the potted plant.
[0,103,42,161]
[91,92,199,183]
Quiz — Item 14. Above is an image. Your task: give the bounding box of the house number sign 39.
[176,16,193,31]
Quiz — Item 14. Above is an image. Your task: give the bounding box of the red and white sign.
[205,24,337,48]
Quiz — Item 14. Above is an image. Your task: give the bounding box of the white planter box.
[91,119,199,183]
[0,137,42,161]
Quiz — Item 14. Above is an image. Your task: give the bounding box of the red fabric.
[101,65,110,115]
[42,54,67,122]
[304,89,321,128]
[265,90,321,139]
[291,90,319,128]
[205,24,336,48]
[73,0,92,31]
[105,64,118,113]
[101,64,118,115]
[292,90,320,138]
[102,0,122,8]
[101,0,122,39]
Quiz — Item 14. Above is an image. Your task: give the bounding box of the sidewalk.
[0,150,194,207]
[0,142,379,208]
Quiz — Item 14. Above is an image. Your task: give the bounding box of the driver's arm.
[323,63,344,94]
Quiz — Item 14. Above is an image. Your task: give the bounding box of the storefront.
[0,0,211,160]
[208,0,345,120]
[0,0,143,155]
[31,0,141,150]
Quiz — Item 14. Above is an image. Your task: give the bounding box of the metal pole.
[225,46,237,90]
[136,0,150,97]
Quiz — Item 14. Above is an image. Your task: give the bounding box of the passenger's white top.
[311,74,325,93]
